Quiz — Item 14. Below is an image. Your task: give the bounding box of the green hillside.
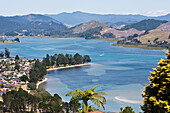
[120,19,168,31]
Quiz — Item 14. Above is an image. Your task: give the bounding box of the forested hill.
[0,14,67,35]
[119,19,168,31]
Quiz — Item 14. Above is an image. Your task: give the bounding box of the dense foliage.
[1,88,66,113]
[102,33,115,38]
[141,51,170,112]
[120,19,168,31]
[42,53,91,67]
[29,59,47,83]
[119,106,135,113]
[77,27,102,39]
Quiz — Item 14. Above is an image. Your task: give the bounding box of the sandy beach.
[36,78,48,89]
[47,63,91,71]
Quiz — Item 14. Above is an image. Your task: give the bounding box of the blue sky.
[0,0,170,16]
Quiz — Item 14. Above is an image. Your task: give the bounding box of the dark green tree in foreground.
[141,51,170,113]
[119,106,135,113]
[66,85,107,113]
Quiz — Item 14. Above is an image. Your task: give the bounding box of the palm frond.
[90,84,102,91]
[91,95,106,104]
[89,97,105,110]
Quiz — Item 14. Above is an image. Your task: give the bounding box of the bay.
[0,38,165,112]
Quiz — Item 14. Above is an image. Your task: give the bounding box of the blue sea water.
[0,38,166,112]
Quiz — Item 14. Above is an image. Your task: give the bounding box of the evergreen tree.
[15,55,19,60]
[15,61,20,71]
[19,75,28,83]
[0,51,4,58]
[50,56,56,66]
[5,48,10,58]
[74,53,83,64]
[46,54,50,66]
[83,55,91,63]
[56,54,64,66]
[141,51,170,112]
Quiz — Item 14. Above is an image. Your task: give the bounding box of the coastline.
[36,78,48,89]
[0,41,19,44]
[112,44,166,50]
[37,63,91,88]
[4,36,167,50]
[47,63,91,71]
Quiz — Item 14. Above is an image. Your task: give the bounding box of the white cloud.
[144,10,170,16]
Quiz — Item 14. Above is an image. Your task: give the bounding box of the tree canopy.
[141,51,170,112]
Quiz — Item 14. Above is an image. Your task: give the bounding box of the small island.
[0,37,20,44]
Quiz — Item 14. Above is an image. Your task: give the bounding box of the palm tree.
[66,85,107,113]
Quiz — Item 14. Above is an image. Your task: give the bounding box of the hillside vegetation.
[120,19,168,31]
[0,14,67,35]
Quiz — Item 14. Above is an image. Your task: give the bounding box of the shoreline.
[5,36,166,50]
[37,63,91,88]
[47,63,91,71]
[36,78,48,89]
[112,44,166,50]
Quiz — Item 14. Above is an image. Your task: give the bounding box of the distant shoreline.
[3,36,166,50]
[0,40,19,44]
[112,43,166,50]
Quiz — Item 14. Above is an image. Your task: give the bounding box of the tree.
[66,85,107,113]
[141,51,170,112]
[83,55,91,63]
[15,55,19,60]
[15,61,20,71]
[19,75,28,83]
[45,54,50,66]
[74,53,83,64]
[27,82,36,90]
[29,59,47,83]
[119,106,135,113]
[5,48,10,58]
[0,51,4,58]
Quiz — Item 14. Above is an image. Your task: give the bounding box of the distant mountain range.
[0,12,169,42]
[48,11,170,26]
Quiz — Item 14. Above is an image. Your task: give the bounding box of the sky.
[0,0,170,16]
